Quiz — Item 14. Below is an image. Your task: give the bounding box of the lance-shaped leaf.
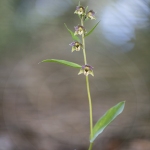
[78,1,80,6]
[64,23,80,42]
[90,101,125,143]
[85,6,88,14]
[84,21,100,37]
[39,59,81,68]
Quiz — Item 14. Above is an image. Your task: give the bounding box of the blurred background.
[0,0,150,149]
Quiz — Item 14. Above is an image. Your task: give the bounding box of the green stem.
[88,142,93,150]
[86,76,93,140]
[81,17,87,65]
[81,16,93,150]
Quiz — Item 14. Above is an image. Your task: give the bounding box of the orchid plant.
[40,2,125,150]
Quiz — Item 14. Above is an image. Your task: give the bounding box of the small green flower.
[74,6,85,15]
[78,64,94,76]
[69,41,82,52]
[74,25,86,35]
[86,10,96,20]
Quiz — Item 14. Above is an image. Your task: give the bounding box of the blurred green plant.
[39,2,125,150]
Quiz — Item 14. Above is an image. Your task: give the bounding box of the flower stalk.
[86,75,94,150]
[81,15,94,150]
[81,16,87,64]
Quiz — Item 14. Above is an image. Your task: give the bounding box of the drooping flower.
[78,64,94,76]
[74,25,86,35]
[69,41,82,52]
[86,10,96,20]
[74,6,85,15]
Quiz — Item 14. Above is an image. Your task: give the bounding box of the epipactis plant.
[40,2,125,150]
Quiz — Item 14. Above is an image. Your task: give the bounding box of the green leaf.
[84,21,100,37]
[85,6,88,14]
[64,23,80,42]
[78,1,80,6]
[90,101,125,143]
[39,59,81,68]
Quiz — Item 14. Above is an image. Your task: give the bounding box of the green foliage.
[85,21,100,37]
[85,6,88,14]
[39,59,81,68]
[90,101,125,142]
[64,23,80,42]
[78,1,80,6]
